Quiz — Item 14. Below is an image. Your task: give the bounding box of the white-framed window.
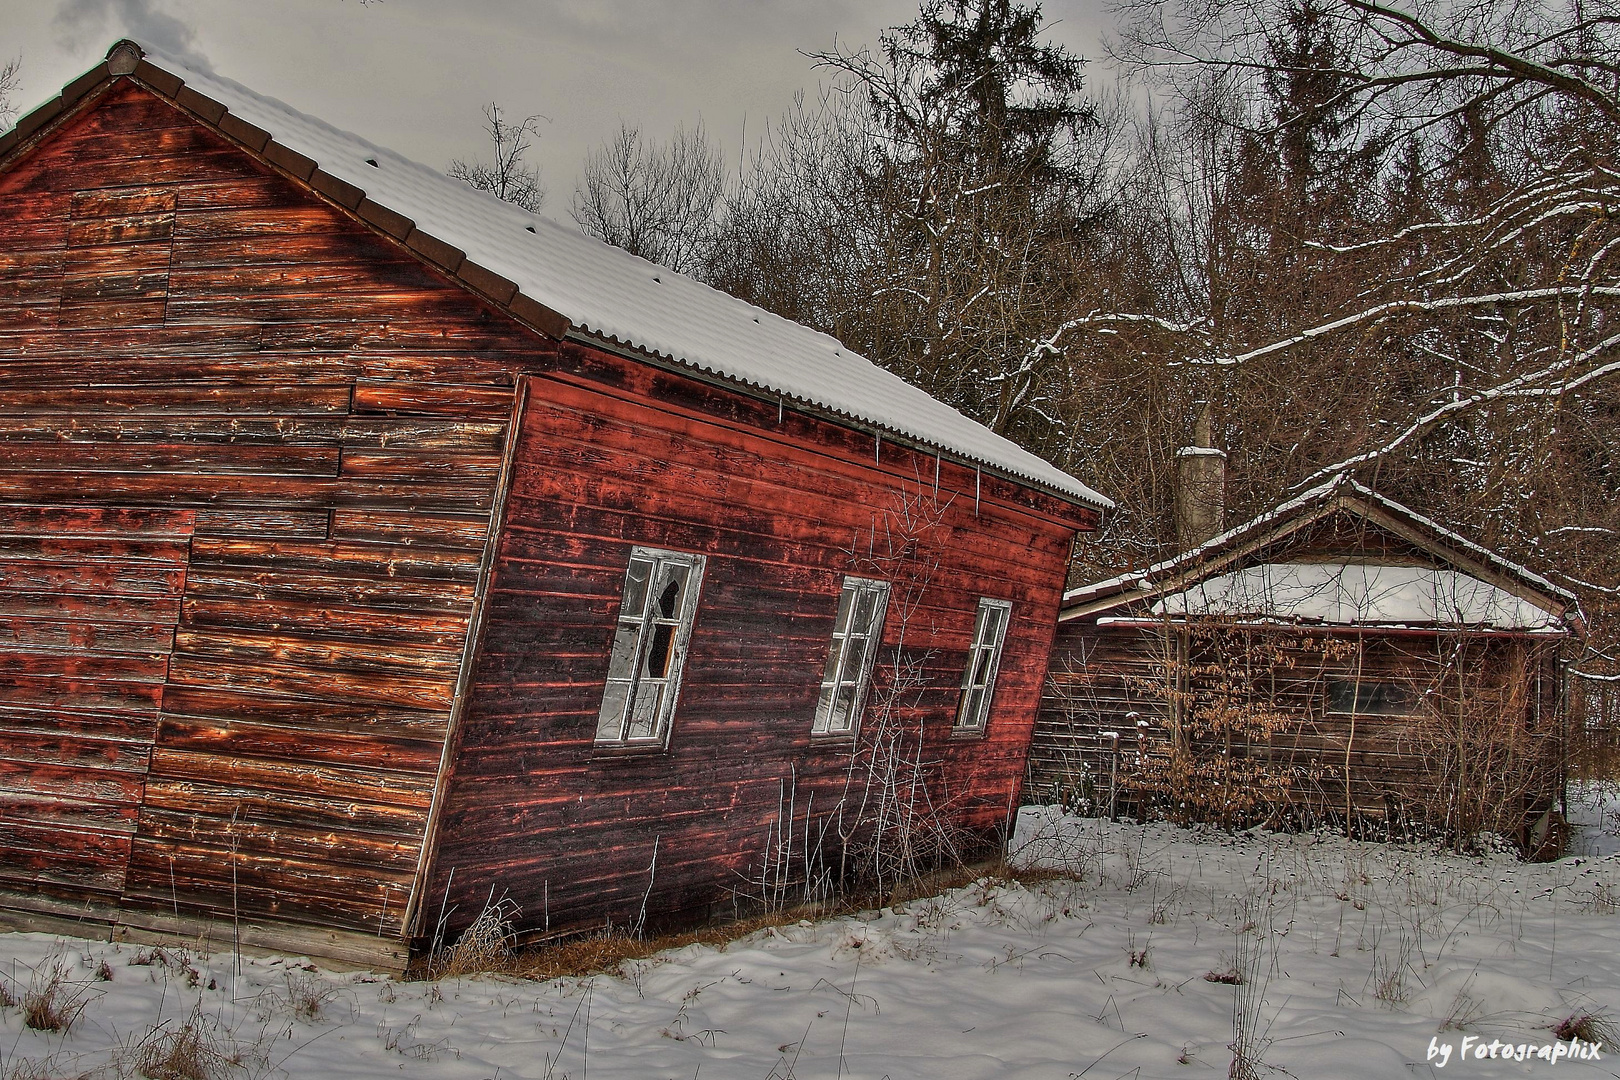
[595,547,706,748]
[813,576,891,737]
[955,597,1011,733]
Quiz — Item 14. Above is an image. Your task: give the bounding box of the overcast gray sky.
[1,0,1113,223]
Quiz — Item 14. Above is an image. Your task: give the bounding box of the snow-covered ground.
[4,791,1619,1079]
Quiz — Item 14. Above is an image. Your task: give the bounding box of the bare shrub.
[827,484,974,902]
[131,1004,261,1080]
[1398,639,1568,854]
[1127,625,1349,830]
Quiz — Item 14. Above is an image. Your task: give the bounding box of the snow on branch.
[1295,328,1620,488]
[1203,287,1620,367]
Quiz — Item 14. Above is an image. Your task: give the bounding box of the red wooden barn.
[0,42,1109,968]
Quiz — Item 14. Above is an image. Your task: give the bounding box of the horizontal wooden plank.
[0,534,190,565]
[181,595,469,647]
[173,627,464,680]
[141,777,429,836]
[0,758,145,804]
[0,441,342,476]
[70,187,178,220]
[66,212,174,247]
[0,591,181,624]
[0,503,196,538]
[189,536,483,581]
[0,473,496,513]
[192,509,330,538]
[0,616,176,654]
[134,808,423,872]
[352,381,515,418]
[0,385,351,415]
[0,674,164,712]
[339,450,503,483]
[154,715,442,773]
[0,731,151,773]
[183,567,476,612]
[329,509,490,550]
[166,654,455,710]
[146,748,436,807]
[0,559,185,596]
[0,826,130,892]
[0,416,504,450]
[0,646,169,683]
[0,789,140,831]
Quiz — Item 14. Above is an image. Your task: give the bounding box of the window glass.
[956,597,1012,732]
[813,577,891,736]
[595,548,706,747]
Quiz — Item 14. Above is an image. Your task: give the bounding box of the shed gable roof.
[1062,476,1577,631]
[0,40,1109,511]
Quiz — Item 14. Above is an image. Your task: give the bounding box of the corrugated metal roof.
[1062,476,1575,621]
[68,42,1109,510]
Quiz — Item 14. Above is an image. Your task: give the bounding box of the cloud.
[53,0,213,73]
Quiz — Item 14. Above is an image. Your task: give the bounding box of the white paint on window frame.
[594,546,707,749]
[956,597,1012,733]
[813,576,892,738]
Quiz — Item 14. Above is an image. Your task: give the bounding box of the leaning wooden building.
[0,42,1109,968]
[1029,475,1578,853]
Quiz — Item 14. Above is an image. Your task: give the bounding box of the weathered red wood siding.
[424,348,1095,940]
[2,76,1099,958]
[0,81,551,954]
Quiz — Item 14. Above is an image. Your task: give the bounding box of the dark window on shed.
[1325,678,1416,716]
[955,597,1012,733]
[813,576,890,738]
[596,547,706,748]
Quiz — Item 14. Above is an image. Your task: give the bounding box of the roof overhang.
[1060,476,1580,634]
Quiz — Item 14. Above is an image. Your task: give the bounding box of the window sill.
[591,740,672,759]
[949,726,989,741]
[809,731,858,749]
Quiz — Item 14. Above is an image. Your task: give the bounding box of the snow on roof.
[1152,561,1561,631]
[1063,476,1574,618]
[83,43,1108,510]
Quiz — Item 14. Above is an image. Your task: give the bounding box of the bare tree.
[791,0,1137,452]
[0,55,21,130]
[448,103,545,214]
[1076,0,1620,697]
[571,121,724,275]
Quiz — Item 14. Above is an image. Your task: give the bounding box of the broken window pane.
[594,548,705,747]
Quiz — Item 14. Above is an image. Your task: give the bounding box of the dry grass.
[432,897,520,979]
[505,907,826,982]
[250,970,338,1025]
[21,954,92,1035]
[1555,1010,1617,1044]
[117,1004,268,1080]
[410,857,1073,983]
